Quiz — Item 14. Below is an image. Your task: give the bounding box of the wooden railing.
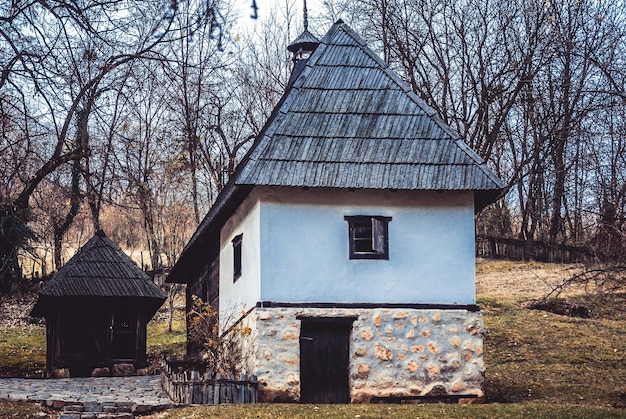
[160,356,258,405]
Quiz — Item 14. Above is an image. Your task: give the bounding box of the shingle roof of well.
[37,231,166,299]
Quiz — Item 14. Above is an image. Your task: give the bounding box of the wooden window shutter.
[372,217,386,254]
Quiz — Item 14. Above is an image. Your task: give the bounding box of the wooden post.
[215,373,224,404]
[238,374,247,403]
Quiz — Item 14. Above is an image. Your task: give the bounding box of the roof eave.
[474,188,505,213]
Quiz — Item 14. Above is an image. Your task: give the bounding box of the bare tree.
[0,0,225,291]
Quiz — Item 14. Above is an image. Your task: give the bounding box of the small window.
[232,234,243,281]
[344,216,391,259]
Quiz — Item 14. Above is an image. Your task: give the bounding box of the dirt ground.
[476,258,580,299]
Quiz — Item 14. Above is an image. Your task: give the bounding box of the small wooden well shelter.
[31,230,166,377]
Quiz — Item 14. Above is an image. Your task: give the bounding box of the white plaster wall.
[219,189,262,324]
[257,187,476,305]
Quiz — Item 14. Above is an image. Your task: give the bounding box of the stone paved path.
[0,376,173,416]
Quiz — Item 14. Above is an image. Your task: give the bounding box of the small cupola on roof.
[287,0,319,63]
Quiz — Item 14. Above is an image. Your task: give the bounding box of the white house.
[167,20,504,404]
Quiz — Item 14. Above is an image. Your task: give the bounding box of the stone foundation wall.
[244,306,484,403]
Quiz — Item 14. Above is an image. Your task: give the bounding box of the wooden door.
[299,318,354,404]
[111,307,138,360]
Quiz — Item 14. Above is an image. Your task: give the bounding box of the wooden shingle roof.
[238,21,504,196]
[35,230,166,300]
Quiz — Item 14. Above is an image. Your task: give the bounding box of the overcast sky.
[231,0,327,36]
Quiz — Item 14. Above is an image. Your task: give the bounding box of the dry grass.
[157,402,625,419]
[0,400,48,418]
[476,259,626,409]
[481,298,625,407]
[476,258,583,300]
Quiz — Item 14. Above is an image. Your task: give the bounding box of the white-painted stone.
[225,307,484,403]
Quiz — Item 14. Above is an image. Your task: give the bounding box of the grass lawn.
[0,260,624,418]
[0,327,45,378]
[482,296,625,407]
[147,317,187,358]
[159,402,625,418]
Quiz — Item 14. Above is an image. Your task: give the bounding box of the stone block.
[54,368,70,378]
[115,402,134,412]
[424,384,448,397]
[375,344,393,360]
[112,363,135,376]
[281,330,298,340]
[449,335,461,348]
[83,402,103,413]
[356,362,370,379]
[62,405,84,413]
[102,405,118,413]
[406,359,419,372]
[451,381,466,392]
[7,393,29,401]
[427,364,440,378]
[91,367,110,377]
[52,400,66,409]
[132,404,153,413]
[360,329,373,340]
[354,347,368,357]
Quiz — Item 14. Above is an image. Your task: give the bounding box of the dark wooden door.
[111,308,137,360]
[299,318,353,404]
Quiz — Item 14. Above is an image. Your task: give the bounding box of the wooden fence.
[476,235,595,263]
[160,357,258,405]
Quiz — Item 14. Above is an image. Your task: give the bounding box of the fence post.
[250,375,258,403]
[215,373,224,404]
[238,373,247,403]
[226,374,235,403]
